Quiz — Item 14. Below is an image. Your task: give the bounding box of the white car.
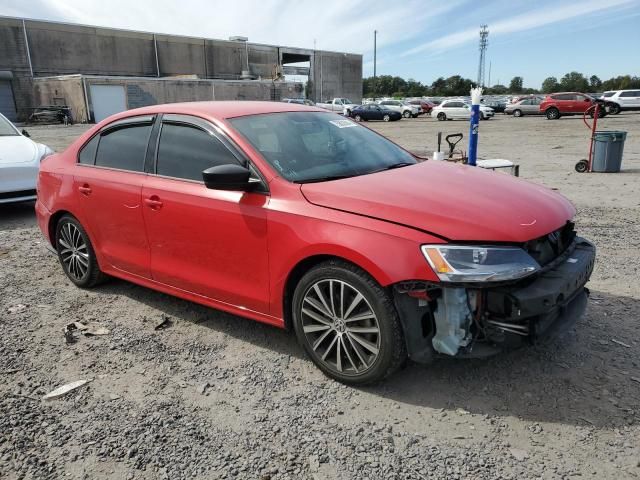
[377,100,420,118]
[431,100,494,121]
[0,113,53,204]
[601,89,640,114]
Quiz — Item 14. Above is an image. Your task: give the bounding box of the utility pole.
[373,30,377,101]
[487,61,492,88]
[477,25,489,87]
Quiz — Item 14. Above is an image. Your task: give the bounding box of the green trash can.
[591,131,627,172]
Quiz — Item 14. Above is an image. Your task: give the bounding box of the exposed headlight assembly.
[421,245,540,283]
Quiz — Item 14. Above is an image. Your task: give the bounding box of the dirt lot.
[1,112,639,479]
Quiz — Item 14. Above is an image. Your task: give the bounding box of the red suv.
[36,101,595,384]
[539,92,606,120]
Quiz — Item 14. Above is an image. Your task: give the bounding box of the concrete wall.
[32,75,304,123]
[312,51,362,103]
[0,15,362,120]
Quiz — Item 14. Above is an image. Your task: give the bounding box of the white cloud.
[402,0,638,56]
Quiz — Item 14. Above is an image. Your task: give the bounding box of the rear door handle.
[144,196,163,210]
[78,184,92,196]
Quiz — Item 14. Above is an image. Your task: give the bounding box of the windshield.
[342,99,353,104]
[0,115,19,136]
[602,91,615,97]
[229,112,416,183]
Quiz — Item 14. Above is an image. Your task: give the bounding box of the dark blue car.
[350,104,402,122]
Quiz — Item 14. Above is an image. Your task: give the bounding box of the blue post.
[468,87,482,166]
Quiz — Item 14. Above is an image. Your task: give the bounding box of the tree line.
[363,73,640,98]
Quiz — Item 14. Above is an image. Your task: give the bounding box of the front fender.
[267,208,443,318]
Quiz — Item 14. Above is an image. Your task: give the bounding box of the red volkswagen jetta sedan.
[36,101,595,384]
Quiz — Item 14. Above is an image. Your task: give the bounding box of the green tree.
[559,71,589,92]
[541,76,560,93]
[509,76,524,92]
[589,75,602,91]
[486,84,508,94]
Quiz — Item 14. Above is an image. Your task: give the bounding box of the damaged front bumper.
[393,237,596,363]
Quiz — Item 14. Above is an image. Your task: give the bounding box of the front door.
[141,115,271,314]
[73,116,153,278]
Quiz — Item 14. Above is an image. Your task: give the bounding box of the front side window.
[620,91,635,97]
[95,123,151,172]
[229,111,416,183]
[0,115,19,136]
[156,123,239,181]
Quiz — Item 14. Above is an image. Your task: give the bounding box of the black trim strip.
[0,189,36,200]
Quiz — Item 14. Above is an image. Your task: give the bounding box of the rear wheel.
[546,108,560,120]
[403,110,411,118]
[292,260,406,385]
[437,112,446,121]
[55,215,105,288]
[513,109,522,117]
[383,114,390,122]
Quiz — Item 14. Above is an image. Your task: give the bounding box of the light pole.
[373,30,377,101]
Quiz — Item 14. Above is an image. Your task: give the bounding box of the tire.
[412,114,418,118]
[480,112,486,120]
[55,214,105,288]
[354,115,362,122]
[607,103,621,115]
[513,109,522,117]
[403,110,411,118]
[292,260,406,385]
[437,112,446,121]
[345,109,351,117]
[383,114,390,122]
[575,159,589,173]
[546,108,560,120]
[589,108,606,119]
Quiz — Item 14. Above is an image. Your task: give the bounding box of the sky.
[1,0,639,88]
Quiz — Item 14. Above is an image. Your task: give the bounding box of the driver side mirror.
[202,164,255,191]
[21,129,30,137]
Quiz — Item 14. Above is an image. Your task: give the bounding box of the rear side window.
[156,123,240,181]
[95,124,151,172]
[79,135,99,165]
[620,91,637,97]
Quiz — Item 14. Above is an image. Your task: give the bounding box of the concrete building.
[0,16,362,122]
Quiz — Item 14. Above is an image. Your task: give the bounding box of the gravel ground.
[1,112,639,479]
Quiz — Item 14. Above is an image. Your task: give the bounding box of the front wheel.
[383,114,390,122]
[437,112,446,121]
[55,215,105,288]
[403,110,411,118]
[607,103,621,115]
[513,109,522,117]
[354,114,362,122]
[292,261,406,385]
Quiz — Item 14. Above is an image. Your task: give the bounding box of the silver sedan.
[505,97,543,117]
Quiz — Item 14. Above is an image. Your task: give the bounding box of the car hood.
[300,161,576,242]
[0,136,37,165]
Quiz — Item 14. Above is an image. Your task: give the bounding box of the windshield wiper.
[368,162,415,174]
[296,173,358,184]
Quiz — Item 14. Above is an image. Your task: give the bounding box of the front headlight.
[421,245,540,283]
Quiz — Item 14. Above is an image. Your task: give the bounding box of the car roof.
[99,101,327,124]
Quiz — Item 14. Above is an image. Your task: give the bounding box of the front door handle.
[78,184,92,196]
[144,196,163,210]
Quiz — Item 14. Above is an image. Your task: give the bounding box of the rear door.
[74,115,153,278]
[141,114,270,313]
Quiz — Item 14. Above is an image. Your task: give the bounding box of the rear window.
[95,124,151,172]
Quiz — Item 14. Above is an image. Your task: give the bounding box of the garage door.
[90,85,127,123]
[0,80,17,121]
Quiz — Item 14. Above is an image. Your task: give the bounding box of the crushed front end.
[393,224,596,362]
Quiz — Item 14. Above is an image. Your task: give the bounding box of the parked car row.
[601,89,640,114]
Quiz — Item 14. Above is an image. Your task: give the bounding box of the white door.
[619,90,640,108]
[90,85,127,123]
